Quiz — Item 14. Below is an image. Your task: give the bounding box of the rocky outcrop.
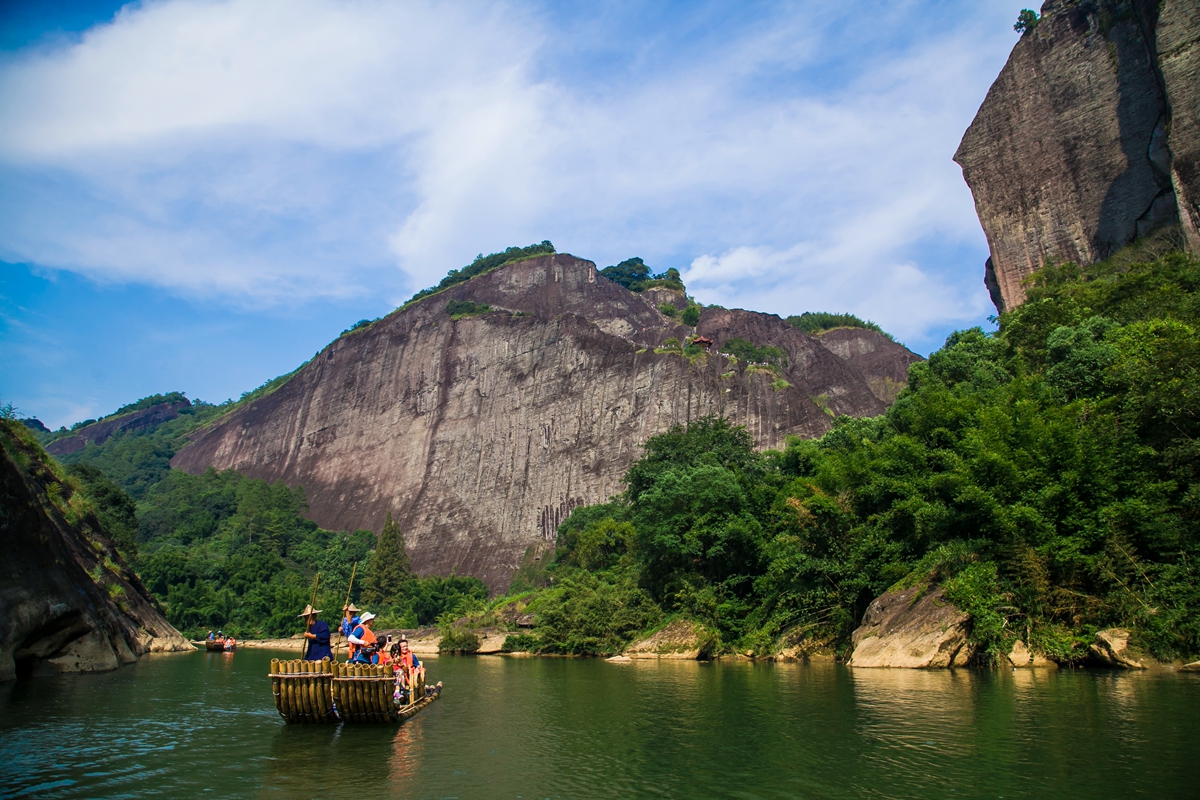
[46,398,192,456]
[848,585,973,668]
[624,619,710,659]
[1089,627,1147,669]
[956,0,1200,311]
[1007,638,1057,668]
[172,254,919,591]
[0,422,191,682]
[813,328,922,404]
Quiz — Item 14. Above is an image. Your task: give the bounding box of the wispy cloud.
[0,0,1017,348]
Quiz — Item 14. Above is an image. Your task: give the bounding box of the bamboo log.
[270,659,281,715]
[304,662,314,724]
[282,660,294,722]
[350,664,362,723]
[318,659,330,720]
[297,660,310,723]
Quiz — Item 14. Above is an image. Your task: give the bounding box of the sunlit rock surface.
[848,585,973,669]
[172,254,921,591]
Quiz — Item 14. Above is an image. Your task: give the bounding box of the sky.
[0,0,1020,429]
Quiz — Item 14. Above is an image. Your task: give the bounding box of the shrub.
[1014,9,1039,34]
[501,633,539,652]
[438,619,481,653]
[446,299,492,318]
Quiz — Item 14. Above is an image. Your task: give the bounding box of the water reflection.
[2,651,1199,799]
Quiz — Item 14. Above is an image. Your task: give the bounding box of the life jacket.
[349,625,377,663]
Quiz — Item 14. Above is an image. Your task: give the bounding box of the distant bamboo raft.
[269,658,441,725]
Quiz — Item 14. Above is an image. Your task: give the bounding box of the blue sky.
[1,0,1020,429]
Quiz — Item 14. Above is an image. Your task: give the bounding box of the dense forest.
[487,250,1200,663]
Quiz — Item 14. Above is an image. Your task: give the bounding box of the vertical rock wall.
[955,0,1199,311]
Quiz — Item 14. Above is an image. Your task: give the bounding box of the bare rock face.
[955,0,1199,311]
[848,585,973,668]
[1156,0,1200,253]
[1007,638,1057,668]
[0,423,191,682]
[625,619,709,659]
[47,398,192,457]
[812,328,923,404]
[1090,627,1147,669]
[172,254,919,591]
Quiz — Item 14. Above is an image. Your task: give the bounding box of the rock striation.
[172,254,922,591]
[956,0,1200,311]
[47,398,192,457]
[0,422,191,682]
[848,585,973,668]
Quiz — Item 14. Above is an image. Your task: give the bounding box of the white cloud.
[0,0,1016,346]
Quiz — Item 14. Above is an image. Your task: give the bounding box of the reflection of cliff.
[956,0,1200,311]
[173,254,921,591]
[0,421,191,682]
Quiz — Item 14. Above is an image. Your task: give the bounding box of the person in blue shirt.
[299,604,332,661]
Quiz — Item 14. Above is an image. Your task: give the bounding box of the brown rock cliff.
[172,255,921,591]
[955,0,1199,311]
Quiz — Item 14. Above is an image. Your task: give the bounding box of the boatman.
[299,604,333,661]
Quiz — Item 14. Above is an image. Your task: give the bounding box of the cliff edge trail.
[171,253,920,591]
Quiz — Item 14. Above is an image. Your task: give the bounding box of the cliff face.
[46,398,192,457]
[955,0,1200,311]
[0,422,191,682]
[810,328,921,404]
[172,254,922,591]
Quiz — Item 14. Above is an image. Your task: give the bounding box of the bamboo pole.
[301,572,322,661]
[333,561,358,662]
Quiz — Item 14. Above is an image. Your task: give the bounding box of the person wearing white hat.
[298,604,332,661]
[347,611,378,664]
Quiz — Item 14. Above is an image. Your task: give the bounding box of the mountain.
[955,0,1199,311]
[0,421,190,682]
[171,253,921,591]
[46,395,193,457]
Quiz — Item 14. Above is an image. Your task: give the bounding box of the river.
[1,649,1197,799]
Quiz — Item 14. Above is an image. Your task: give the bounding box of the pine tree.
[361,512,411,605]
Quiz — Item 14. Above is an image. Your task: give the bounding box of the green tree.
[1014,9,1039,34]
[361,512,411,605]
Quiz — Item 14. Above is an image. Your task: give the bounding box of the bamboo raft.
[269,658,442,724]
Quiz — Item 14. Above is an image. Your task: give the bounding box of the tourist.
[347,611,378,664]
[299,604,332,661]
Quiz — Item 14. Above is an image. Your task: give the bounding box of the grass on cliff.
[478,250,1200,664]
[787,311,894,341]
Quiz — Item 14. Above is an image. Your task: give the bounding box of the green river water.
[2,648,1198,799]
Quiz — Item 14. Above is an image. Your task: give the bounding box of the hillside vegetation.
[482,251,1200,662]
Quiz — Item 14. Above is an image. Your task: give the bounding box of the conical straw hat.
[297,604,323,617]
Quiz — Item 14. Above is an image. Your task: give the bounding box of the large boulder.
[848,585,973,668]
[1089,628,1147,669]
[625,619,710,660]
[1007,638,1057,668]
[0,422,191,682]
